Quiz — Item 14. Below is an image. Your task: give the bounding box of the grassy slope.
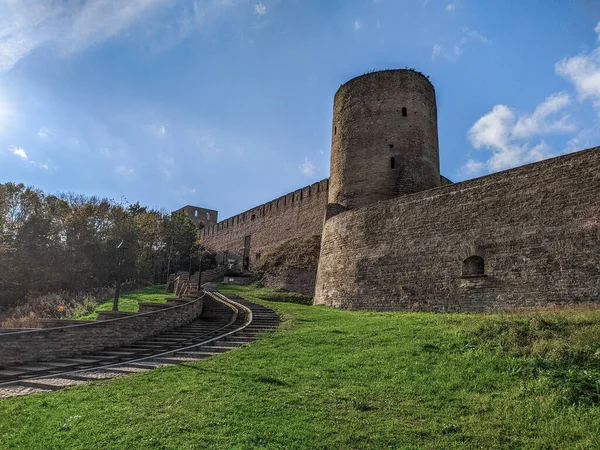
[76,285,168,320]
[0,285,599,449]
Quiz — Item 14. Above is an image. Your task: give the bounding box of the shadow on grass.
[254,375,290,386]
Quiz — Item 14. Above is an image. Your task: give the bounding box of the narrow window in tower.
[334,126,337,135]
[251,214,256,221]
[195,210,199,217]
[402,107,407,117]
[390,157,396,169]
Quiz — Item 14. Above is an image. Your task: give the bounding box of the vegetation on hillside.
[1,284,599,448]
[230,284,313,305]
[76,285,169,320]
[0,280,147,328]
[253,234,321,276]
[0,182,203,321]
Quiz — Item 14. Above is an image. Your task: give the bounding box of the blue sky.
[0,1,599,220]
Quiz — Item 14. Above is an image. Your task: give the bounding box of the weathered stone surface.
[202,180,329,268]
[174,205,218,230]
[263,269,317,297]
[329,70,440,210]
[314,147,600,311]
[0,297,203,367]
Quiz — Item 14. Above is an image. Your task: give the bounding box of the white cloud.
[198,135,222,153]
[463,21,600,176]
[32,161,49,170]
[465,93,575,174]
[7,144,50,169]
[462,27,491,45]
[463,159,485,174]
[254,3,266,15]
[468,105,515,151]
[37,127,52,139]
[159,124,168,137]
[565,122,600,153]
[0,0,167,72]
[512,92,575,138]
[445,3,456,12]
[8,145,28,159]
[354,20,361,31]
[300,157,315,176]
[432,44,464,61]
[115,165,136,179]
[554,22,600,111]
[555,48,600,109]
[432,27,490,62]
[0,0,248,72]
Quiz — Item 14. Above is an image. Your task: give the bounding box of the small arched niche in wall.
[402,107,407,117]
[461,255,485,278]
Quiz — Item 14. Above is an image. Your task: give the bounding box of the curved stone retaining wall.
[0,297,203,367]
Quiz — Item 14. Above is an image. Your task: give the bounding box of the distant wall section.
[176,205,218,230]
[314,147,600,311]
[202,180,329,269]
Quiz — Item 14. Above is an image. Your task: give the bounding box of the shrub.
[0,280,147,328]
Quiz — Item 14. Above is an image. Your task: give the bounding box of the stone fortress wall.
[314,147,600,311]
[201,179,329,264]
[198,69,600,311]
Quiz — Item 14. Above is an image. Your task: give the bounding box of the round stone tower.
[328,69,440,212]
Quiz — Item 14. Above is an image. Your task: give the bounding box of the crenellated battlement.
[202,179,329,239]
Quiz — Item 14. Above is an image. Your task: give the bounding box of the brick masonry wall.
[314,147,600,311]
[202,180,329,265]
[0,297,203,367]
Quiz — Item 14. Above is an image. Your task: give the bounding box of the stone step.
[94,351,137,357]
[114,363,156,370]
[214,341,248,347]
[18,380,62,391]
[0,369,29,378]
[222,335,255,341]
[125,343,168,349]
[151,357,201,364]
[196,346,232,353]
[175,351,220,358]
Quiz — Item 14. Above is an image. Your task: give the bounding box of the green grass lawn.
[1,284,599,449]
[76,285,168,320]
